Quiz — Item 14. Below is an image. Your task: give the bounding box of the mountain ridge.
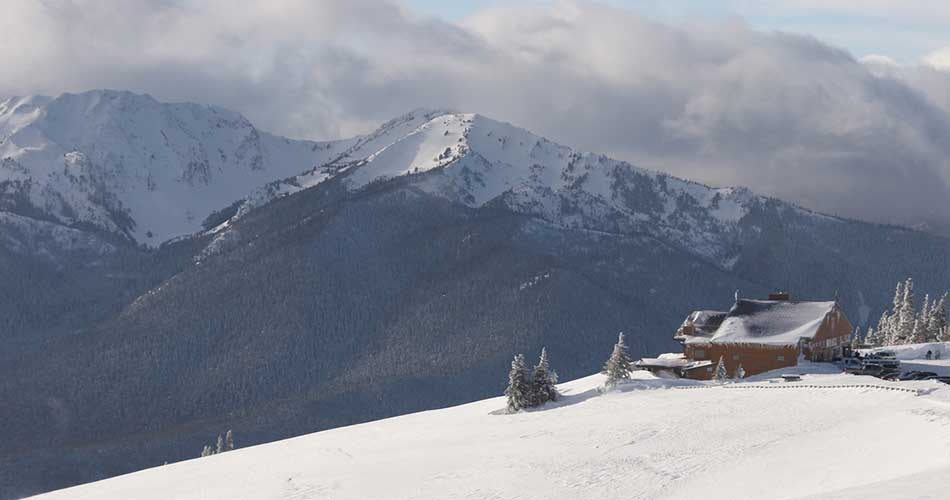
[3,90,950,498]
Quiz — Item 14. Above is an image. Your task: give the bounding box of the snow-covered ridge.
[1,91,835,266]
[0,90,349,244]
[239,111,785,267]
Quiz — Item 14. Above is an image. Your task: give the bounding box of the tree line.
[200,429,235,457]
[863,277,949,347]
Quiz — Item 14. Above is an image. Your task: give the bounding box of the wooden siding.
[682,305,854,379]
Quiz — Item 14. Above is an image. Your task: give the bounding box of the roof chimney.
[768,292,791,301]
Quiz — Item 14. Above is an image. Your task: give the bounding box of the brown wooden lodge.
[637,292,854,380]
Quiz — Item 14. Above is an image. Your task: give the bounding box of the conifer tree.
[602,332,632,389]
[714,356,728,383]
[920,294,931,339]
[201,445,212,457]
[225,429,234,451]
[531,347,558,405]
[912,318,926,344]
[216,434,225,454]
[504,354,531,413]
[892,280,905,317]
[850,327,861,349]
[877,279,905,345]
[898,278,916,343]
[875,313,891,347]
[929,293,948,341]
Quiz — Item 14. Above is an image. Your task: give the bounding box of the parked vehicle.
[880,371,901,381]
[899,371,938,381]
[858,364,885,376]
[863,353,900,371]
[840,357,863,373]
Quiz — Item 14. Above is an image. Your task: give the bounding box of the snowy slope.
[0,90,353,244]
[32,370,950,500]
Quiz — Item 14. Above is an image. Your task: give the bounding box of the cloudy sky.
[2,0,950,233]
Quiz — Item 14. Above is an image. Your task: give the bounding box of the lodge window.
[732,354,740,361]
[694,349,705,358]
[776,355,785,361]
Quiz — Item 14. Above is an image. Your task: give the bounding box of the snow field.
[32,370,950,500]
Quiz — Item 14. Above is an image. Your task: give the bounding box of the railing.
[673,382,920,396]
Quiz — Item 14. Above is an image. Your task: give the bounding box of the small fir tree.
[864,326,879,347]
[919,294,932,341]
[504,354,532,413]
[898,278,916,343]
[875,313,891,347]
[200,445,213,457]
[849,327,861,349]
[910,319,923,344]
[531,347,559,405]
[216,434,225,454]
[225,429,234,451]
[714,356,728,383]
[602,332,633,389]
[929,293,948,341]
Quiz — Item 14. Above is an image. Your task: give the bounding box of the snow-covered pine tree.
[865,311,893,347]
[225,429,234,451]
[531,347,558,405]
[850,327,861,349]
[714,356,728,383]
[216,434,225,454]
[919,294,932,342]
[873,279,905,346]
[734,363,745,380]
[200,445,212,457]
[504,354,532,413]
[929,293,948,341]
[864,326,879,347]
[898,278,916,344]
[912,319,926,344]
[892,279,905,317]
[602,332,633,389]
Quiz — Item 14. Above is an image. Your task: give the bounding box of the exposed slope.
[0,90,353,244]
[30,371,950,500]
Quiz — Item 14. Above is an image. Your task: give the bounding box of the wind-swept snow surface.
[32,371,950,500]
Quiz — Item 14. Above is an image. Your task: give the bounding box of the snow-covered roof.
[676,310,727,338]
[687,299,838,346]
[636,353,688,369]
[681,359,715,371]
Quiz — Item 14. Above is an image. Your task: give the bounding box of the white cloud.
[1,0,950,233]
[924,47,950,70]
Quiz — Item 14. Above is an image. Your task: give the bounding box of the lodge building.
[637,292,853,380]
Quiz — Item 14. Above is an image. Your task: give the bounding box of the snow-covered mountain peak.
[203,108,788,267]
[0,90,350,244]
[0,93,829,269]
[329,110,764,266]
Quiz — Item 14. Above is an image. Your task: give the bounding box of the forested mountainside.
[2,92,950,498]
